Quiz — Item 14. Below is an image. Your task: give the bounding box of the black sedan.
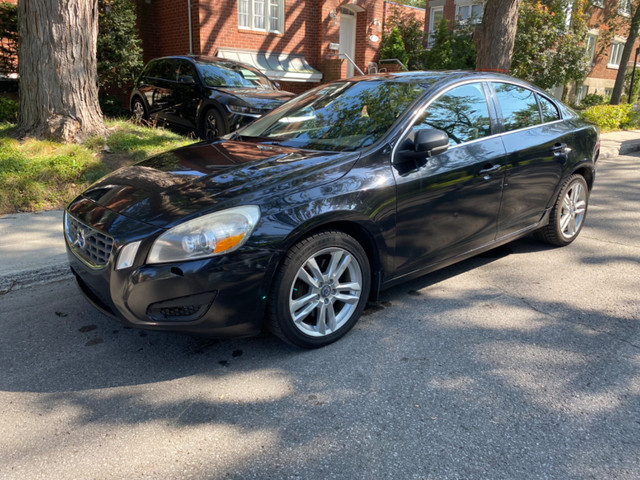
[67,71,599,348]
[130,55,295,139]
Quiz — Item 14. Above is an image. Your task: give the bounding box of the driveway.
[1,154,639,479]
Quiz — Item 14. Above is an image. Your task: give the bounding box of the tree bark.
[17,0,107,142]
[610,4,640,105]
[474,0,523,73]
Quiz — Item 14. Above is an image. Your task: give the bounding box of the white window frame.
[608,38,626,69]
[238,0,284,33]
[428,6,444,48]
[454,0,484,25]
[618,0,632,16]
[585,31,598,65]
[591,0,604,8]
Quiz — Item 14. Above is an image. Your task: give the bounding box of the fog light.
[116,241,141,270]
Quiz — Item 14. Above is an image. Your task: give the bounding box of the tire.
[131,97,148,124]
[268,231,371,348]
[201,108,226,141]
[535,174,589,246]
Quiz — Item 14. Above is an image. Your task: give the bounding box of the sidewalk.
[1,130,639,293]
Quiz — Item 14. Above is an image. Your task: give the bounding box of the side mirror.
[179,75,196,85]
[397,128,449,162]
[415,128,449,156]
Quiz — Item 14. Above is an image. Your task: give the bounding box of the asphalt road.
[1,154,639,480]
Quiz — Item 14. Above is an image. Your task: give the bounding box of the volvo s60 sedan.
[130,55,295,140]
[66,71,599,348]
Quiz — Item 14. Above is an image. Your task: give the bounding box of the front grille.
[65,213,114,268]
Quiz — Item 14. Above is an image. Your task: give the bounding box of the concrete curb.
[0,263,72,295]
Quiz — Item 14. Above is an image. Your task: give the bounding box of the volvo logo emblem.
[75,228,87,250]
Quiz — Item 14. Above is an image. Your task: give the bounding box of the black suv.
[130,55,295,139]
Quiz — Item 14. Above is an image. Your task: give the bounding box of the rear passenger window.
[493,83,541,131]
[538,94,560,123]
[414,82,491,145]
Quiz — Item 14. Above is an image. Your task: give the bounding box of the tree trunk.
[610,4,640,105]
[474,0,523,73]
[17,0,107,142]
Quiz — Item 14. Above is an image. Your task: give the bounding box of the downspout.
[381,1,386,40]
[187,0,193,54]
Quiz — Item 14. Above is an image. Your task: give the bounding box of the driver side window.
[413,82,492,146]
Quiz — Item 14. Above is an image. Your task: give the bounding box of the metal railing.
[326,53,365,76]
[379,58,408,72]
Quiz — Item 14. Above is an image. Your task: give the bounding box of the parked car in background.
[0,73,18,93]
[130,55,295,139]
[68,71,599,348]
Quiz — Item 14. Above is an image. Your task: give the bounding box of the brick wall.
[136,0,425,94]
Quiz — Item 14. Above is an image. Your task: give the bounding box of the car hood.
[214,87,295,109]
[80,141,359,229]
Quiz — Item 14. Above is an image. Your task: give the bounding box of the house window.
[585,33,598,65]
[238,0,284,33]
[591,0,603,7]
[455,1,483,24]
[608,41,625,68]
[428,6,444,48]
[618,0,632,16]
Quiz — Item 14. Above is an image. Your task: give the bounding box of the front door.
[339,7,356,77]
[393,82,506,277]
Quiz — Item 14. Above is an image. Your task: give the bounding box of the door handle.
[478,164,501,176]
[551,143,568,155]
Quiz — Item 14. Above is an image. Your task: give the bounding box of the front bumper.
[65,206,279,338]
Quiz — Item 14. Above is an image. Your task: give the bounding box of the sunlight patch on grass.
[0,120,195,214]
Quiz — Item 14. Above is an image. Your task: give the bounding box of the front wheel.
[535,174,589,246]
[200,108,226,140]
[268,231,371,348]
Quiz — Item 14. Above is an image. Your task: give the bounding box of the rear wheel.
[268,231,371,348]
[535,174,589,246]
[201,108,226,140]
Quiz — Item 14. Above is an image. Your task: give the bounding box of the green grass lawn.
[0,120,195,214]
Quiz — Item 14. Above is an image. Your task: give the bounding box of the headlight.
[147,205,260,264]
[227,104,265,115]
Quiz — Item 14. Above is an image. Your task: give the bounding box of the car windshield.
[239,79,431,151]
[196,61,274,89]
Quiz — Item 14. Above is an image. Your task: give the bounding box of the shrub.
[580,93,607,108]
[581,104,632,130]
[97,0,143,91]
[0,1,18,75]
[99,95,127,118]
[380,27,409,69]
[0,96,18,122]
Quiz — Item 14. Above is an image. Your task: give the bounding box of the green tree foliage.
[97,0,143,91]
[0,1,17,75]
[426,18,452,69]
[391,0,427,7]
[424,18,476,70]
[380,27,410,69]
[624,67,640,104]
[450,23,477,69]
[381,9,425,70]
[511,0,590,90]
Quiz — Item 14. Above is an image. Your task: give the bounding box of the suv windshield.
[239,79,431,151]
[196,60,274,89]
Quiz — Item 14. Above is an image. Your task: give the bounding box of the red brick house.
[423,0,640,102]
[577,0,640,101]
[134,0,425,94]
